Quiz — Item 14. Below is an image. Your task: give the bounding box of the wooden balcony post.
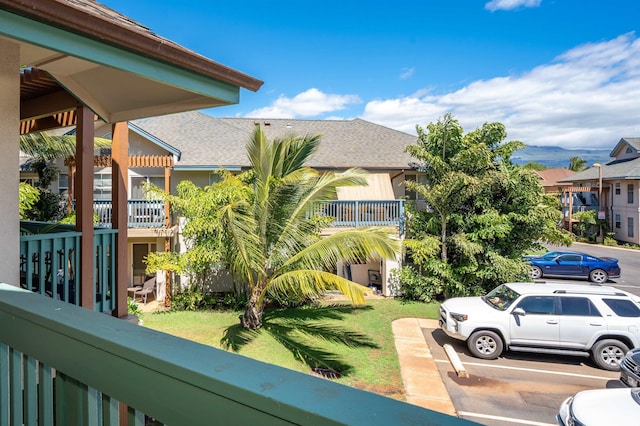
[112,122,129,318]
[75,106,94,310]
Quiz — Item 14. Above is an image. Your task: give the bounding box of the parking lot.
[424,243,638,425]
[423,325,622,425]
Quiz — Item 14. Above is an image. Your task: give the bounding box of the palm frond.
[20,133,111,161]
[266,270,372,307]
[281,228,400,274]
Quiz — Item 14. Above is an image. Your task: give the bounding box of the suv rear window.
[602,298,640,317]
[559,297,601,316]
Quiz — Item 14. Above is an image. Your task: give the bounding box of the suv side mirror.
[512,307,526,316]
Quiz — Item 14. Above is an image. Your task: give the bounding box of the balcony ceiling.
[1,0,262,133]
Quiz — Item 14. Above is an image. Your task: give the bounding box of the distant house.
[559,137,640,244]
[533,168,575,193]
[51,112,419,297]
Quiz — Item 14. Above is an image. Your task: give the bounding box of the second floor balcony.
[309,200,405,235]
[93,199,166,229]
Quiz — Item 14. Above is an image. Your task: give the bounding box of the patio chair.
[132,277,157,304]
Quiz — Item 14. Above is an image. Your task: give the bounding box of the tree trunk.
[440,216,448,262]
[241,285,263,329]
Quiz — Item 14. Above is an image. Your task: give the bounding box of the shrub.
[390,266,443,303]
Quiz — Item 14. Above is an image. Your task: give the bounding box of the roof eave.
[0,0,263,92]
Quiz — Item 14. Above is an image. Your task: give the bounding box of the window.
[628,184,634,204]
[58,173,68,195]
[615,214,621,229]
[404,174,428,201]
[94,172,112,201]
[517,296,556,315]
[559,297,601,316]
[615,183,621,195]
[557,254,581,262]
[629,217,634,238]
[627,147,634,154]
[603,298,640,317]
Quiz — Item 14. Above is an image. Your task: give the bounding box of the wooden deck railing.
[0,284,473,425]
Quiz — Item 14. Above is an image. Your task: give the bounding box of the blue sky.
[101,0,640,149]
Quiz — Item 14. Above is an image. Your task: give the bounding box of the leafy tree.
[402,114,573,299]
[522,162,547,171]
[573,210,597,240]
[19,182,39,219]
[569,156,587,172]
[145,172,251,304]
[20,132,111,222]
[23,158,66,222]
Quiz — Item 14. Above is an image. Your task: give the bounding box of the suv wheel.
[530,266,543,280]
[467,330,504,360]
[589,269,609,284]
[591,339,629,371]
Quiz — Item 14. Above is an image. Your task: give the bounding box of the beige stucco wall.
[610,180,640,244]
[0,39,20,285]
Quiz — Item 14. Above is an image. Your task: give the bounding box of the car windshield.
[539,251,563,260]
[483,284,521,311]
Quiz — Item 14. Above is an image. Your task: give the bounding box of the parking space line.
[434,359,613,380]
[457,411,556,425]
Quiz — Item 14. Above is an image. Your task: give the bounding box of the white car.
[557,387,640,425]
[439,282,640,370]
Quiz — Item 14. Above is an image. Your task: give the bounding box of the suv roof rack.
[553,289,627,296]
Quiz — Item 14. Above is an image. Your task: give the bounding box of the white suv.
[439,282,640,370]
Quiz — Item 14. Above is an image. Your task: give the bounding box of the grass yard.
[142,298,439,401]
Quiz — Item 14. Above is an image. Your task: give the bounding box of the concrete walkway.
[392,318,457,416]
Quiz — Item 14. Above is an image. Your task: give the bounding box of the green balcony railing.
[309,200,405,234]
[19,222,116,313]
[0,284,474,425]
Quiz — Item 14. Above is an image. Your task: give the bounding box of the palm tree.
[569,156,587,172]
[20,132,111,160]
[223,126,400,329]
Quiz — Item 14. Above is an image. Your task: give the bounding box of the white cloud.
[246,88,361,118]
[400,67,415,80]
[362,33,640,149]
[485,0,541,12]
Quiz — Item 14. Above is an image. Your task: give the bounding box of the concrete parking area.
[422,325,622,426]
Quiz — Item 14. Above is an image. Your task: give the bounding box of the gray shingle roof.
[132,112,417,171]
[559,157,640,183]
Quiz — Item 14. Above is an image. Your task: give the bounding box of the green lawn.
[142,298,439,401]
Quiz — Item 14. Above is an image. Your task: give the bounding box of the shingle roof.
[534,168,575,187]
[559,157,640,182]
[132,112,417,171]
[560,137,640,183]
[610,137,640,157]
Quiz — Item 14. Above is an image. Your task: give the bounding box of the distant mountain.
[511,145,611,169]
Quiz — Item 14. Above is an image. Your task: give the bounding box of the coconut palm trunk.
[242,282,265,329]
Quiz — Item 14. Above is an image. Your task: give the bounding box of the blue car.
[525,250,621,284]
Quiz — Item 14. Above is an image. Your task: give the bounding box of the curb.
[392,318,457,416]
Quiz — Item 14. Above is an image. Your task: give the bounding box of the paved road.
[545,242,640,296]
[424,327,622,426]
